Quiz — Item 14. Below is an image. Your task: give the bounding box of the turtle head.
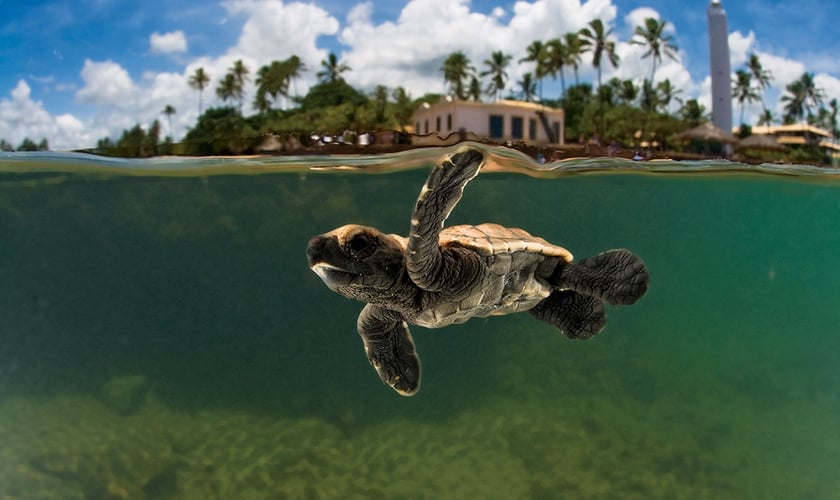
[307,224,407,301]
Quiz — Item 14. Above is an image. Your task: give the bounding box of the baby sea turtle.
[307,146,648,396]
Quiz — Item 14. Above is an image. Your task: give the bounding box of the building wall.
[411,99,565,146]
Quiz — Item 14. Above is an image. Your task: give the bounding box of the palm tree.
[678,98,706,126]
[732,69,759,125]
[468,76,482,102]
[162,105,176,139]
[799,72,824,120]
[516,72,537,102]
[617,79,639,105]
[655,79,680,113]
[282,55,305,99]
[579,19,620,89]
[630,17,679,83]
[782,79,806,124]
[216,73,239,108]
[545,38,568,98]
[563,31,585,86]
[520,40,550,99]
[782,73,823,124]
[188,67,211,115]
[255,60,288,110]
[639,79,659,112]
[747,52,772,111]
[317,52,351,82]
[229,60,249,113]
[480,50,512,100]
[440,51,475,100]
[757,108,776,127]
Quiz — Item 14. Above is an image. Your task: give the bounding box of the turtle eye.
[346,232,375,258]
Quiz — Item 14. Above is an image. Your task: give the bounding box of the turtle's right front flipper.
[406,147,485,291]
[357,304,421,396]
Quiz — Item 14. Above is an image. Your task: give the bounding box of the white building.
[708,0,732,132]
[411,98,565,146]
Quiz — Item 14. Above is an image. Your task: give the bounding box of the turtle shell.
[412,223,574,328]
[440,223,573,262]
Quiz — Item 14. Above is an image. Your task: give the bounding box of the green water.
[1,144,838,499]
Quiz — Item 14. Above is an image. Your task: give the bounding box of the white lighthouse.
[708,0,732,131]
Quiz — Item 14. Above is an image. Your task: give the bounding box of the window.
[529,119,537,140]
[489,115,504,138]
[511,116,524,139]
[447,114,452,131]
[416,122,420,133]
[424,119,429,134]
[552,122,560,144]
[436,116,441,132]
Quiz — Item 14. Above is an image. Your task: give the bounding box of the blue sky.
[1,0,838,149]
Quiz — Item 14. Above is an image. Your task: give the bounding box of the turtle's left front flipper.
[357,304,421,396]
[406,146,485,291]
[554,249,649,305]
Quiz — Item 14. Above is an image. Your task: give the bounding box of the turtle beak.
[307,234,355,287]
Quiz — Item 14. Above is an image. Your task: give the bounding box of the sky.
[2,0,839,150]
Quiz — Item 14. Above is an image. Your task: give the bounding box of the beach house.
[410,97,565,146]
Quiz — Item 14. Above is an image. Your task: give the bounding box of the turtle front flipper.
[529,290,607,339]
[553,249,649,305]
[406,147,485,291]
[357,304,421,396]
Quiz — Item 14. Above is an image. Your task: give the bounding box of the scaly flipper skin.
[529,290,607,340]
[357,304,421,396]
[406,147,485,292]
[554,249,649,305]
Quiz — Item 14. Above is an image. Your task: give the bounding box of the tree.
[255,60,288,111]
[391,87,414,132]
[630,17,679,83]
[17,138,39,151]
[617,79,639,105]
[0,139,13,151]
[317,52,351,83]
[781,73,823,124]
[520,40,550,99]
[516,72,537,102]
[757,108,776,127]
[545,38,568,99]
[188,67,211,116]
[732,69,759,125]
[228,60,249,113]
[468,76,482,102]
[440,51,475,100]
[563,31,585,86]
[678,99,706,126]
[162,105,176,139]
[655,79,680,113]
[480,50,512,100]
[216,73,240,108]
[282,55,305,100]
[579,19,620,89]
[746,52,772,112]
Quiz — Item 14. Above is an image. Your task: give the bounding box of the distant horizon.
[2,0,838,150]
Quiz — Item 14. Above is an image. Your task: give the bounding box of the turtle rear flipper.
[555,249,649,305]
[529,290,607,339]
[357,305,421,396]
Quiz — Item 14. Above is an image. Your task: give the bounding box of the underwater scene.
[1,143,839,499]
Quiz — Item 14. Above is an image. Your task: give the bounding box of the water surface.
[1,144,838,499]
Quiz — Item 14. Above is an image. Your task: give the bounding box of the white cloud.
[0,80,104,150]
[339,0,617,97]
[76,59,138,107]
[150,30,188,54]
